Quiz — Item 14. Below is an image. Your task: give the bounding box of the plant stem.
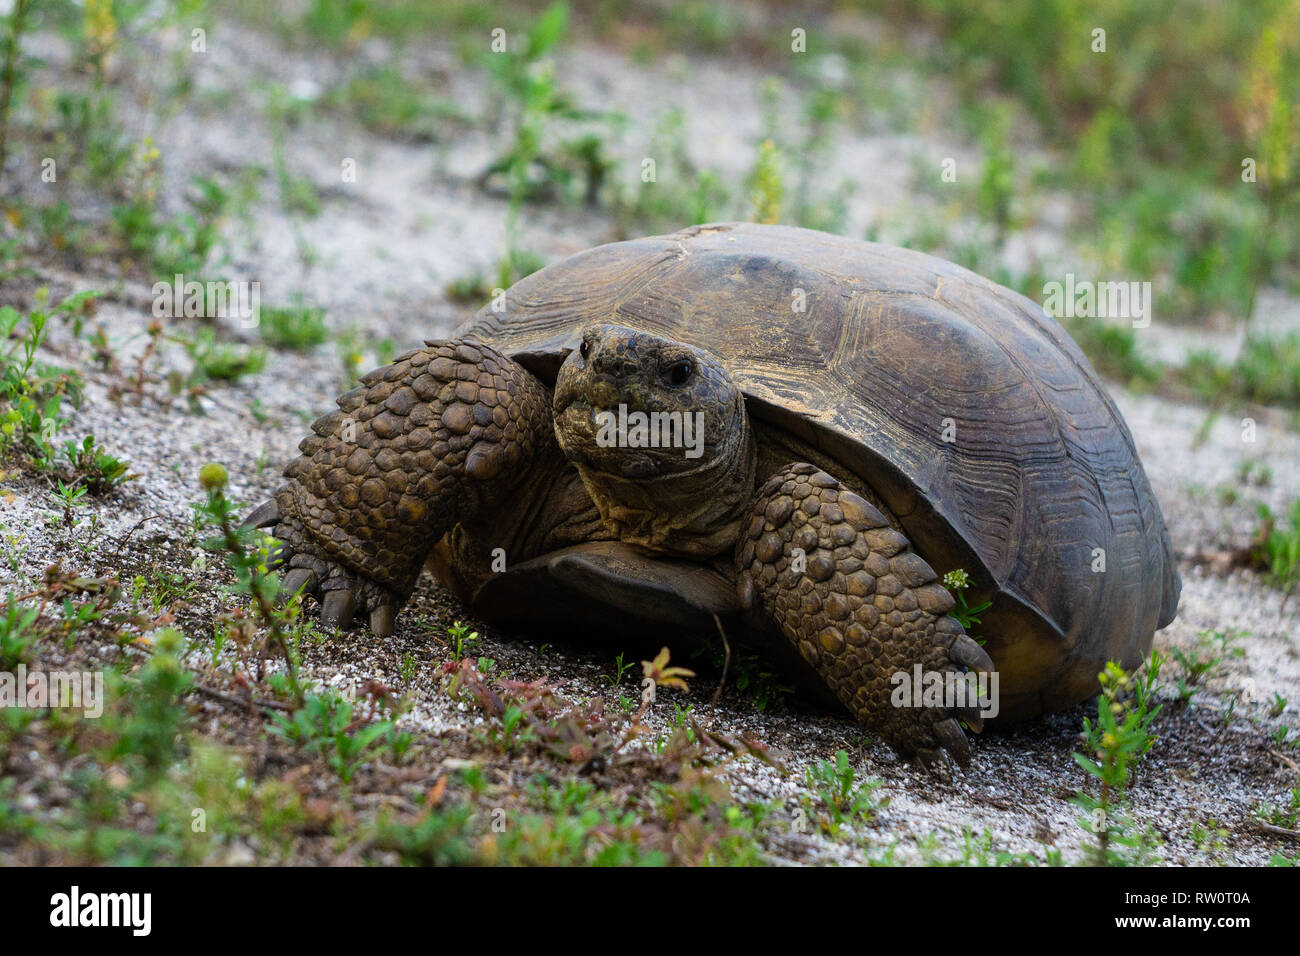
[215,499,304,706]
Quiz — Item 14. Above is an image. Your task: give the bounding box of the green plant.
[489,703,538,753]
[442,620,480,660]
[1170,628,1243,694]
[150,176,232,277]
[259,298,328,350]
[1238,458,1274,487]
[876,0,1300,322]
[803,750,888,837]
[111,627,192,778]
[370,802,478,866]
[746,138,783,224]
[494,246,546,289]
[184,328,267,383]
[445,271,491,304]
[482,2,616,208]
[1256,775,1300,830]
[941,568,991,631]
[0,293,92,471]
[606,651,634,686]
[62,434,132,492]
[615,106,730,234]
[194,462,306,705]
[1072,657,1164,865]
[47,478,88,527]
[268,86,321,217]
[1240,17,1300,331]
[327,65,464,141]
[915,826,1053,867]
[755,81,852,233]
[1190,819,1229,855]
[398,651,418,685]
[975,103,1017,246]
[1255,499,1300,605]
[269,690,393,783]
[1181,334,1300,409]
[0,595,39,668]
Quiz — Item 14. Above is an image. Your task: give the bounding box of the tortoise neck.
[576,410,756,560]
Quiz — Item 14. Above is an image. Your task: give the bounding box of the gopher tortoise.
[245,222,1180,767]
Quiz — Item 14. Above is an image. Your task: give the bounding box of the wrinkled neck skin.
[574,408,756,559]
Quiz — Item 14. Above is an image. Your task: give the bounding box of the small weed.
[62,435,133,492]
[194,462,306,705]
[184,328,267,383]
[268,87,321,218]
[443,620,480,660]
[481,3,617,208]
[941,568,991,631]
[0,0,35,181]
[1237,458,1273,487]
[1072,657,1164,866]
[269,690,394,784]
[1254,500,1300,606]
[370,802,478,866]
[1190,819,1230,854]
[0,294,92,471]
[0,596,40,669]
[606,651,634,687]
[398,651,418,686]
[803,750,888,837]
[259,298,328,350]
[327,66,464,142]
[746,139,782,224]
[1171,628,1245,692]
[445,271,490,304]
[1255,776,1299,831]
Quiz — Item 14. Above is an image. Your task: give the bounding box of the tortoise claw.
[915,748,954,781]
[321,589,357,630]
[280,568,317,604]
[369,604,395,637]
[933,717,971,768]
[242,499,280,529]
[950,634,994,672]
[957,705,985,734]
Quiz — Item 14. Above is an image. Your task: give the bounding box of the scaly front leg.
[245,341,555,634]
[736,463,994,769]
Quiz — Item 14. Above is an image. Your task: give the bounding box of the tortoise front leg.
[245,340,555,634]
[735,463,994,769]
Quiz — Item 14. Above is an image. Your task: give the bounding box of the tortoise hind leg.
[735,463,994,770]
[247,340,555,635]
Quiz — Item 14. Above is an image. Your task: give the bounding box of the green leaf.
[528,2,569,57]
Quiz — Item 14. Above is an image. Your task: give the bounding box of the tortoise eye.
[663,360,694,387]
[579,339,591,361]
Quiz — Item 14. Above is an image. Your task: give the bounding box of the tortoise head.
[553,324,756,558]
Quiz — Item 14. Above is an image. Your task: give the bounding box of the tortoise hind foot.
[246,340,555,635]
[735,462,994,773]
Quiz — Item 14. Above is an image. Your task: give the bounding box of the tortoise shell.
[457,222,1180,719]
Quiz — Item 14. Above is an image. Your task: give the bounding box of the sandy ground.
[2,9,1297,865]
